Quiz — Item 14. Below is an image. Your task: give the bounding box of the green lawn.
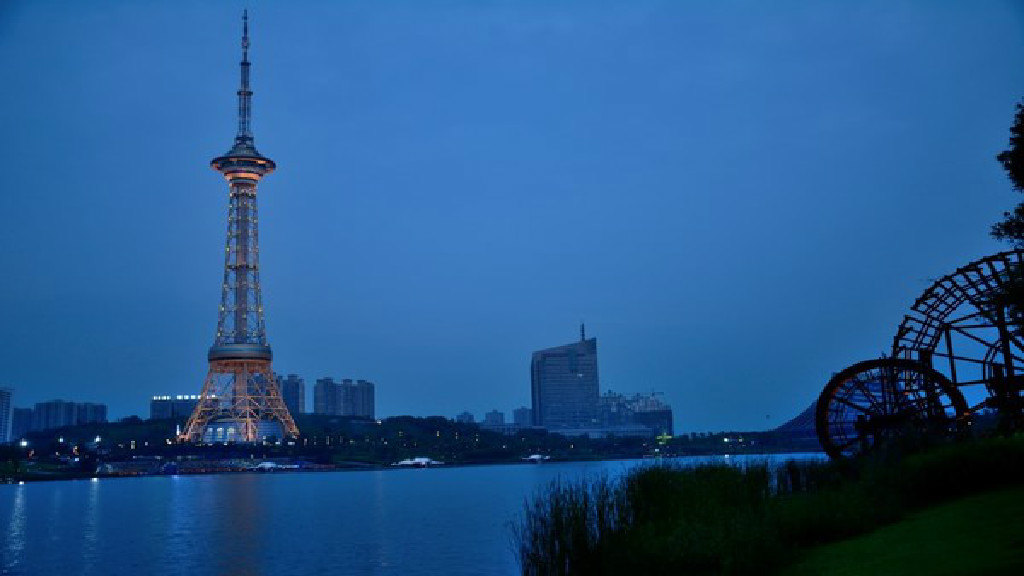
[786,486,1024,576]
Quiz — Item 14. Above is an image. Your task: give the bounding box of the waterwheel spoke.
[831,395,874,414]
[847,374,885,412]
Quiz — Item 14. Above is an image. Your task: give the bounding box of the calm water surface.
[0,453,823,576]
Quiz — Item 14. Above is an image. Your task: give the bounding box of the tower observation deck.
[182,11,299,443]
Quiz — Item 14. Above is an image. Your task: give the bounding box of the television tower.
[182,11,299,442]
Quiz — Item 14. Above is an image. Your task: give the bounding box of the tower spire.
[235,9,254,149]
[580,322,586,341]
[242,9,249,60]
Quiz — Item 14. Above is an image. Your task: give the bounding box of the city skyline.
[2,2,1024,431]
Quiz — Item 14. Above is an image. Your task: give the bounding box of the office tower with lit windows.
[530,325,600,429]
[151,395,202,420]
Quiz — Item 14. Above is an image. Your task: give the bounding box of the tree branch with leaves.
[992,101,1024,246]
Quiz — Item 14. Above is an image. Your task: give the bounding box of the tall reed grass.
[513,437,1024,575]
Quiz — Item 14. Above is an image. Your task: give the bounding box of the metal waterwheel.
[816,250,1024,458]
[815,358,966,459]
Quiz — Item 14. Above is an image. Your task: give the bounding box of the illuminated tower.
[182,12,299,442]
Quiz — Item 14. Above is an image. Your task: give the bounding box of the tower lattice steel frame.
[182,11,299,443]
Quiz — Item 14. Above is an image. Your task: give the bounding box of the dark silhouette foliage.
[993,100,1024,245]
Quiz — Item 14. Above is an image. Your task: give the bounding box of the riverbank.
[1,415,823,483]
[514,436,1024,574]
[4,414,819,481]
[2,450,827,484]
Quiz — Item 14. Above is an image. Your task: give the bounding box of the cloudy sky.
[1,1,1023,431]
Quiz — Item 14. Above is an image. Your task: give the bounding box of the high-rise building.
[512,406,533,427]
[314,377,375,418]
[150,395,201,420]
[628,394,674,436]
[277,374,305,416]
[180,11,298,443]
[596,391,674,436]
[483,410,505,426]
[339,379,355,415]
[350,379,375,419]
[531,325,600,429]
[632,407,674,436]
[598,391,632,427]
[76,403,108,425]
[314,377,338,415]
[455,411,475,424]
[26,400,109,432]
[151,397,173,420]
[32,400,77,431]
[11,408,32,441]
[0,388,12,443]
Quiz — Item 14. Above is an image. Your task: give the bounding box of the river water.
[0,453,824,576]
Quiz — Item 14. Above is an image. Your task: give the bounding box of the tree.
[990,103,1024,431]
[992,100,1024,245]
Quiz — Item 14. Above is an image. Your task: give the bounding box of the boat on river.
[392,457,444,467]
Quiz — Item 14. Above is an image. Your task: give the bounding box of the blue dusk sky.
[1,1,1023,431]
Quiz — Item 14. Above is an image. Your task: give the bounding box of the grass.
[785,486,1024,576]
[512,436,1024,575]
[514,465,781,575]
